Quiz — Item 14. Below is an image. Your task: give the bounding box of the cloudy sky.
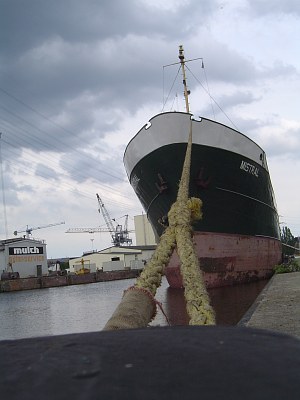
[0,0,299,258]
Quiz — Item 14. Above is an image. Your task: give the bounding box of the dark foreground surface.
[1,326,300,400]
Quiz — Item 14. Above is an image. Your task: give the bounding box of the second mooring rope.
[103,121,215,330]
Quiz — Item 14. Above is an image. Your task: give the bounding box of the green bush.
[274,260,300,274]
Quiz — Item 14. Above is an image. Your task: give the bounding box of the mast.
[178,45,190,113]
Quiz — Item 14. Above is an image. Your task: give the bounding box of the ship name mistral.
[240,161,259,177]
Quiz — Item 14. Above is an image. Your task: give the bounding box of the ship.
[123,46,282,288]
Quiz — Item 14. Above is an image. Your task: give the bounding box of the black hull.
[129,142,280,240]
[124,112,282,287]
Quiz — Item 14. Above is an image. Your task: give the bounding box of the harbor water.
[0,277,268,341]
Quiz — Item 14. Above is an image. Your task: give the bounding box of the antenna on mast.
[178,45,190,113]
[163,46,203,113]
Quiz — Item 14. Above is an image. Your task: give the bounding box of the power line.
[185,64,240,131]
[0,97,138,204]
[0,128,133,204]
[0,103,124,183]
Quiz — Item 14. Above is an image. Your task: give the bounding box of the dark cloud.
[259,61,299,80]
[0,0,298,211]
[0,0,221,110]
[0,0,221,193]
[199,90,260,122]
[59,147,126,184]
[217,91,261,109]
[35,163,60,180]
[2,0,292,150]
[0,172,26,207]
[0,0,218,58]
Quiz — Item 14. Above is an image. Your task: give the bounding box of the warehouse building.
[68,213,158,273]
[0,237,48,278]
[69,245,156,273]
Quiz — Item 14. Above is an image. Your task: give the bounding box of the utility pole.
[0,132,8,238]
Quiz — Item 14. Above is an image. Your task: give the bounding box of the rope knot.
[187,197,203,222]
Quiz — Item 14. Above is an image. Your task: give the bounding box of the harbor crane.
[66,195,133,247]
[65,224,134,237]
[14,221,65,239]
[66,227,112,234]
[96,193,132,247]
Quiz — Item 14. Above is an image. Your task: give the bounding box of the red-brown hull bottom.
[165,232,282,289]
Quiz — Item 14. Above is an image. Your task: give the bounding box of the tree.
[280,226,297,256]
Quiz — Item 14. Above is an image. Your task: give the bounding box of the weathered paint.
[165,232,282,288]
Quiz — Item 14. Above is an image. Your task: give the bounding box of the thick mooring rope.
[103,121,215,330]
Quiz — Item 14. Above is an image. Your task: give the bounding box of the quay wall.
[239,271,300,339]
[0,269,141,293]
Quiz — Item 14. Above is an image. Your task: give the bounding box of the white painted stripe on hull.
[215,186,277,212]
[124,112,268,177]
